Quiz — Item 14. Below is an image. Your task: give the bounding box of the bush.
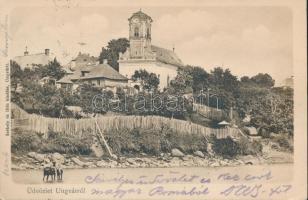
[11,128,41,153]
[12,127,209,157]
[260,128,271,138]
[238,137,262,155]
[212,136,240,158]
[104,126,207,156]
[166,132,207,153]
[11,129,93,155]
[251,140,263,154]
[105,128,137,155]
[139,129,162,155]
[272,134,293,152]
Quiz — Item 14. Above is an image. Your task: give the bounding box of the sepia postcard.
[0,0,307,199]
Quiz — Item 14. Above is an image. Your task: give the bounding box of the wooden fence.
[11,103,239,139]
[13,114,239,139]
[193,103,223,121]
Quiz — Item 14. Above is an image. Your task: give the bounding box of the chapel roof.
[151,45,184,67]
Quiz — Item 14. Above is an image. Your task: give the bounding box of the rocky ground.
[11,146,293,170]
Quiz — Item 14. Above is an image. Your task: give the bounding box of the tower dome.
[128,10,153,22]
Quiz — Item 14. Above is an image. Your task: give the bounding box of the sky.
[9,6,293,84]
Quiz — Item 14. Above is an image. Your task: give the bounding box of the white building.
[13,48,56,70]
[119,10,185,90]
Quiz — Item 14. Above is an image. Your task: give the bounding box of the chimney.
[24,46,29,56]
[103,59,108,64]
[45,49,50,56]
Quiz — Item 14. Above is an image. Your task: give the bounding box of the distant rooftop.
[13,48,55,69]
[67,52,98,70]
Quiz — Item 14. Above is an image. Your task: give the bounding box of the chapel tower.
[128,10,153,59]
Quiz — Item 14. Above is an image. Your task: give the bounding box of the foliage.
[131,69,160,92]
[169,66,239,111]
[11,129,93,155]
[169,67,193,94]
[12,58,65,81]
[241,73,275,88]
[212,136,240,158]
[19,81,64,116]
[271,134,293,152]
[11,128,42,153]
[168,66,293,135]
[98,38,129,71]
[238,137,263,155]
[77,83,104,113]
[236,86,293,135]
[104,127,207,156]
[39,58,66,80]
[10,60,23,92]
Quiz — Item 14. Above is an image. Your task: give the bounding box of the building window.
[134,27,139,37]
[97,80,100,86]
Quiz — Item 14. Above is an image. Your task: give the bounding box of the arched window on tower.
[134,27,139,37]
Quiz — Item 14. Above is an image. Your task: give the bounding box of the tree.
[209,67,224,86]
[10,60,22,92]
[40,58,66,80]
[222,69,239,92]
[191,66,210,92]
[169,68,193,94]
[98,38,129,71]
[244,73,275,88]
[240,76,251,83]
[132,69,160,92]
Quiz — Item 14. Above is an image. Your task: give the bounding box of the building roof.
[245,126,258,135]
[79,64,128,81]
[218,120,230,126]
[151,45,184,67]
[57,75,74,84]
[40,76,56,81]
[128,10,153,22]
[58,63,128,84]
[72,52,98,63]
[13,53,55,69]
[63,67,73,74]
[67,52,98,70]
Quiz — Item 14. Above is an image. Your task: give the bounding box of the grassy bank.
[11,127,275,159]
